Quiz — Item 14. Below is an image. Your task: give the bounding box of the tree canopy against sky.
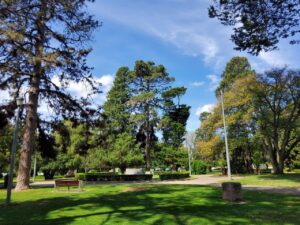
[0,0,99,190]
[209,0,300,55]
[128,60,174,169]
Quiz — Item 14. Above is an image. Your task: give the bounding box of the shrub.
[159,172,190,180]
[294,162,300,169]
[75,173,152,181]
[75,173,86,180]
[191,160,207,174]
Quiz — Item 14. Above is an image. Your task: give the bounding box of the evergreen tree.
[128,60,174,169]
[161,87,190,149]
[216,56,253,95]
[103,67,132,136]
[209,0,300,55]
[0,0,99,190]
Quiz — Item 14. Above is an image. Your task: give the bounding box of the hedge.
[75,173,152,181]
[159,172,190,180]
[191,160,207,174]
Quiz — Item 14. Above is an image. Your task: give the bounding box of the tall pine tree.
[129,60,174,169]
[0,0,99,190]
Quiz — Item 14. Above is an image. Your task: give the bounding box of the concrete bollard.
[222,182,242,202]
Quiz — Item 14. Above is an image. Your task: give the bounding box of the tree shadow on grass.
[0,185,299,225]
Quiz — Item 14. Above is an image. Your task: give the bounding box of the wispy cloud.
[207,74,220,91]
[190,81,205,87]
[90,0,300,72]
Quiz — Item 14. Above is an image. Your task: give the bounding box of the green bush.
[191,160,207,174]
[159,172,190,180]
[75,173,86,180]
[294,162,300,169]
[75,173,153,181]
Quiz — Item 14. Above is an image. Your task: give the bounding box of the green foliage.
[251,68,300,174]
[0,123,13,172]
[109,133,144,174]
[128,60,175,169]
[159,172,190,180]
[161,87,190,149]
[196,56,257,173]
[103,67,132,136]
[191,160,207,174]
[86,133,143,174]
[216,56,253,95]
[153,143,188,170]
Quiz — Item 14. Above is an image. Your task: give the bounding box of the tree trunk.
[268,148,283,174]
[264,138,284,174]
[15,77,40,190]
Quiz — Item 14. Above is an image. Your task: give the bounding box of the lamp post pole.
[6,97,24,205]
[188,147,192,176]
[220,90,232,180]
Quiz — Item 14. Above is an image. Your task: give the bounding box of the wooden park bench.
[54,179,83,191]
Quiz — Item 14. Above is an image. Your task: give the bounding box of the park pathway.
[30,174,300,196]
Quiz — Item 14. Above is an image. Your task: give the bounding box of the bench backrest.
[55,179,79,186]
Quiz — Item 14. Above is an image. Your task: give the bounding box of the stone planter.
[222,182,242,202]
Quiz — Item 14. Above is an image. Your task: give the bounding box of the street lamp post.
[220,90,232,180]
[188,147,192,176]
[6,97,24,205]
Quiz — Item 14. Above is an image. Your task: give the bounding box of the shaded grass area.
[233,173,300,187]
[0,184,299,225]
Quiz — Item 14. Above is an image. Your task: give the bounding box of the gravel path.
[30,174,300,196]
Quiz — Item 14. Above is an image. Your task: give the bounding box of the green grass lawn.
[232,173,300,187]
[0,184,299,225]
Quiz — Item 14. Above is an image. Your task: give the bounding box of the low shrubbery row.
[75,172,153,181]
[159,172,190,180]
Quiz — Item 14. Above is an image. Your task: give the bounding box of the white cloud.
[97,75,114,94]
[37,74,114,116]
[195,104,214,116]
[0,90,10,104]
[207,74,220,90]
[191,81,205,87]
[51,74,114,104]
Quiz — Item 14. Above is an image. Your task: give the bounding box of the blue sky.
[1,0,299,132]
[85,0,300,132]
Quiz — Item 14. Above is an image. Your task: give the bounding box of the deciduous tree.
[251,68,300,174]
